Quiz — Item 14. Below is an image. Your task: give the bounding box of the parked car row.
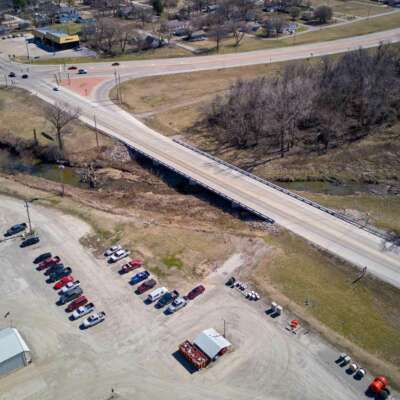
[103,245,130,263]
[104,245,206,315]
[33,252,105,329]
[3,222,41,248]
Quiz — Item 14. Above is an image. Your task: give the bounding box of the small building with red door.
[193,328,232,361]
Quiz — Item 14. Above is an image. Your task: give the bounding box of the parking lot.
[0,195,370,400]
[0,36,95,60]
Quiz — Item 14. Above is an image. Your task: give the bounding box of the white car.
[104,245,122,257]
[60,280,80,295]
[166,297,187,314]
[82,312,106,328]
[71,303,95,320]
[108,249,130,263]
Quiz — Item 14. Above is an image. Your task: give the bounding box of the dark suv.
[59,287,83,305]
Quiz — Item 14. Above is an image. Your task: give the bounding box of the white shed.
[194,328,231,360]
[0,328,31,377]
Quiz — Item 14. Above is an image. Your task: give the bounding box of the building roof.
[194,328,231,359]
[33,27,79,44]
[0,328,30,364]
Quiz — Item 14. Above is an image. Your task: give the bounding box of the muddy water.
[0,149,86,189]
[0,149,388,195]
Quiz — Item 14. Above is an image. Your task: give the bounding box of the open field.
[303,193,400,233]
[311,0,390,17]
[0,87,113,157]
[0,194,374,400]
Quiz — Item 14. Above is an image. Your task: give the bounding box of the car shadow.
[171,351,198,375]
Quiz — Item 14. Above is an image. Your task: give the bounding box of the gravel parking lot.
[0,195,370,400]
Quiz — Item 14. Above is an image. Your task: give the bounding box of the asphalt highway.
[1,27,400,287]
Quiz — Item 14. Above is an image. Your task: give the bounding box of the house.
[245,21,261,32]
[55,6,80,23]
[166,19,189,36]
[188,30,207,41]
[205,4,219,13]
[136,30,165,49]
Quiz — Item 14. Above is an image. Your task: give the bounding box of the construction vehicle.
[368,376,390,399]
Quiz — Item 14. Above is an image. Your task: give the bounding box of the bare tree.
[45,102,81,152]
[228,20,248,47]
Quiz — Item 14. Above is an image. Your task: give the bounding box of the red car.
[186,285,205,300]
[119,259,143,275]
[66,295,88,312]
[37,256,61,271]
[135,279,156,295]
[53,275,74,290]
[68,66,77,70]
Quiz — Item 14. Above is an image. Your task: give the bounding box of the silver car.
[166,297,187,313]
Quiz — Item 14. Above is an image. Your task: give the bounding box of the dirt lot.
[0,195,374,400]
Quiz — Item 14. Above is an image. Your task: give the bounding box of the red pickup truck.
[37,256,61,271]
[66,296,88,312]
[135,279,156,295]
[119,259,143,275]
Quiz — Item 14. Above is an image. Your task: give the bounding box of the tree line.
[206,45,400,160]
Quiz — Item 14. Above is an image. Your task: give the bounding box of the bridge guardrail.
[173,138,392,242]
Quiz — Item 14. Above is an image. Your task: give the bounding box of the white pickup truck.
[71,303,95,320]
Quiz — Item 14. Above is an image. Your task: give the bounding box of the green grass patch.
[303,193,400,233]
[262,231,400,367]
[162,254,184,269]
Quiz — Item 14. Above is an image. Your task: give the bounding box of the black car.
[8,72,16,78]
[4,223,27,237]
[156,290,179,308]
[49,267,72,283]
[20,236,40,248]
[45,263,64,276]
[33,252,52,264]
[22,74,28,79]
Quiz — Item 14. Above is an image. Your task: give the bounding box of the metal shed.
[193,328,231,360]
[0,328,31,377]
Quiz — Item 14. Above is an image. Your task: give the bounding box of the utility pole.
[222,319,227,338]
[59,165,65,197]
[33,128,38,146]
[24,200,33,234]
[114,69,119,101]
[118,70,122,104]
[25,40,30,63]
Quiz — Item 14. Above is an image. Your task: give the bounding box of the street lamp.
[24,198,39,235]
